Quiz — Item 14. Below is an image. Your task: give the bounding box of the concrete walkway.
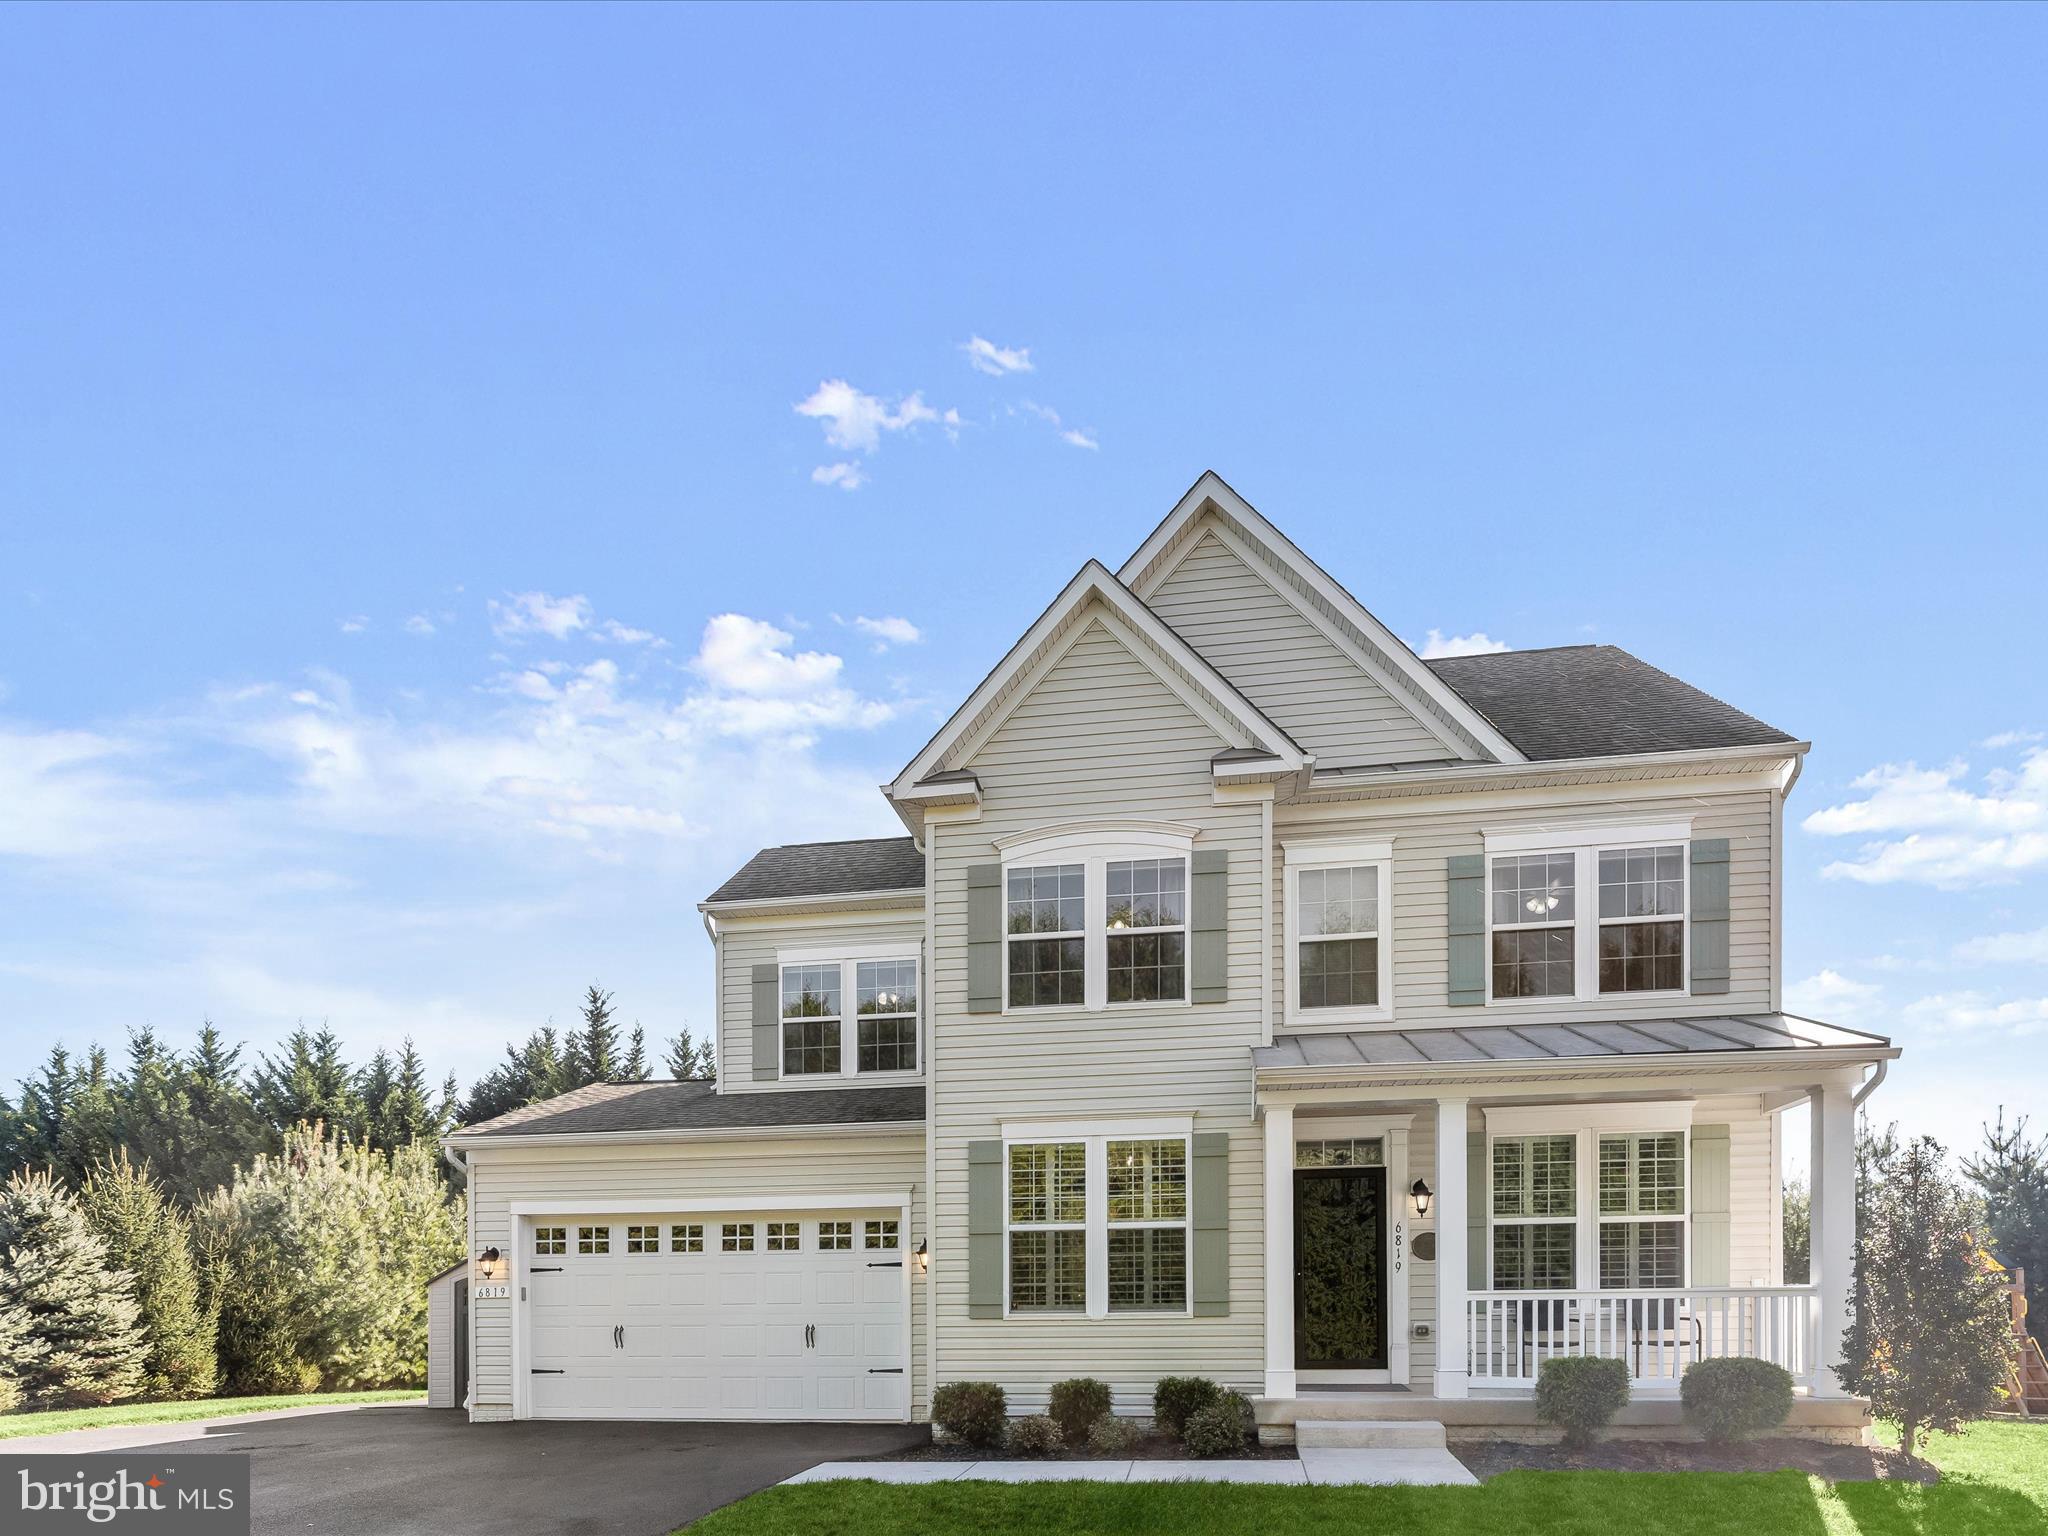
[785,1449,1477,1486]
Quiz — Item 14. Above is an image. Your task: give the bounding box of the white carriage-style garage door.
[521,1207,909,1421]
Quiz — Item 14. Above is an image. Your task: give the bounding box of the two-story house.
[440,472,1894,1443]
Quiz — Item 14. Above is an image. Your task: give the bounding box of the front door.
[1293,1166,1388,1371]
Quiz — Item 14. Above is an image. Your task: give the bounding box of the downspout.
[1852,1059,1887,1110]
[702,911,722,1086]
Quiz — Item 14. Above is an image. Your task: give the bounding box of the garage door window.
[625,1224,659,1253]
[865,1220,899,1250]
[766,1221,801,1251]
[722,1222,755,1252]
[671,1223,704,1253]
[818,1220,853,1250]
[578,1225,610,1255]
[535,1226,566,1255]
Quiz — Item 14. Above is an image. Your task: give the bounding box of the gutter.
[697,887,925,918]
[443,1120,928,1152]
[441,1139,469,1186]
[1303,740,1812,795]
[1852,1058,1889,1109]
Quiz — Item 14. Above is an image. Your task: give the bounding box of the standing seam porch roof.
[1253,1013,1891,1071]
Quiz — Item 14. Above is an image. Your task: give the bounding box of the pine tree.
[252,1025,364,1142]
[1964,1108,2048,1344]
[357,1050,396,1144]
[368,1042,436,1151]
[459,1026,569,1125]
[567,985,620,1085]
[0,1287,27,1412]
[623,1025,648,1081]
[80,1152,217,1400]
[5,1046,75,1176]
[0,1167,147,1407]
[1842,1136,2012,1459]
[56,1046,119,1187]
[665,1027,716,1081]
[171,1023,266,1204]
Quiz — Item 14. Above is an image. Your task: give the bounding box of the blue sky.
[1,5,2042,1161]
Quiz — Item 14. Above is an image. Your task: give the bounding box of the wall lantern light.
[915,1239,929,1273]
[1410,1180,1433,1219]
[478,1246,503,1280]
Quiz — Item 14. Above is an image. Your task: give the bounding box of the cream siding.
[935,610,1269,1409]
[462,1133,927,1421]
[426,1267,458,1409]
[1272,786,1776,1031]
[715,914,926,1090]
[1145,522,1453,770]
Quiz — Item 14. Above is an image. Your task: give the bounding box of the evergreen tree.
[0,1287,27,1412]
[434,1074,461,1132]
[1964,1108,2048,1343]
[1842,1136,2012,1460]
[80,1152,217,1400]
[5,1045,75,1175]
[357,1049,396,1143]
[368,1041,436,1151]
[458,1026,569,1125]
[251,1025,363,1142]
[0,1167,147,1407]
[566,985,620,1085]
[1781,1176,1811,1285]
[55,1046,119,1187]
[664,1027,716,1081]
[112,1028,191,1194]
[623,1025,648,1081]
[171,1023,266,1204]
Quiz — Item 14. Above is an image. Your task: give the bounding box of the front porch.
[1252,1014,1895,1440]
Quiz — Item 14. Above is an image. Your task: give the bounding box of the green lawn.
[0,1389,426,1440]
[684,1420,2048,1536]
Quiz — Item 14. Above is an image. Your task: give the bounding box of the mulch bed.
[861,1430,1297,1462]
[1452,1437,1939,1484]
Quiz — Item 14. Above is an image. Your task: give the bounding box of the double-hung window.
[1007,864,1086,1008]
[1283,840,1393,1024]
[1490,1135,1576,1290]
[1598,1132,1687,1288]
[1000,828,1199,1012]
[777,948,920,1079]
[1105,859,1186,1004]
[1484,826,1691,1003]
[1005,1123,1193,1318]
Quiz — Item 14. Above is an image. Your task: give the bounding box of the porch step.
[1295,1419,1447,1451]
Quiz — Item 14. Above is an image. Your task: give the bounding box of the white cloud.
[962,336,1034,376]
[489,591,592,641]
[1017,400,1099,451]
[849,615,922,649]
[812,461,866,492]
[1902,991,2048,1038]
[1060,428,1100,451]
[1803,750,2048,888]
[596,619,661,646]
[338,616,368,634]
[692,615,841,696]
[1418,629,1511,659]
[794,380,942,455]
[1785,969,1885,1027]
[1983,730,2044,750]
[1954,927,2048,965]
[403,614,437,637]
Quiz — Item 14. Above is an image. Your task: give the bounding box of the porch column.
[1263,1102,1295,1398]
[1809,1079,1857,1397]
[1433,1098,1470,1398]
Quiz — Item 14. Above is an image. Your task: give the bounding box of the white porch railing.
[1466,1287,1817,1388]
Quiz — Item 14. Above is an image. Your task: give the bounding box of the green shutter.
[1690,839,1731,996]
[1192,1131,1230,1315]
[750,963,779,1081]
[967,1139,1003,1318]
[1190,849,1229,1005]
[1691,1124,1731,1286]
[1466,1129,1488,1290]
[967,863,1003,1014]
[1447,854,1486,1006]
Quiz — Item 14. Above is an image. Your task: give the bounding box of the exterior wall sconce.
[477,1246,503,1280]
[915,1239,929,1273]
[1410,1180,1433,1219]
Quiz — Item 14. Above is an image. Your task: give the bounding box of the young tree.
[1841,1136,2012,1460]
[1782,1176,1811,1284]
[458,1026,569,1126]
[0,1288,27,1412]
[251,1025,363,1142]
[366,1040,438,1152]
[1964,1109,2048,1342]
[170,1023,266,1204]
[55,1046,120,1187]
[664,1028,716,1081]
[80,1152,217,1400]
[622,1025,648,1081]
[0,1167,147,1407]
[566,985,620,1085]
[3,1045,76,1177]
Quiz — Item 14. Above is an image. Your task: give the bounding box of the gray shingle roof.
[1421,645,1796,763]
[456,1081,925,1138]
[1253,1013,1890,1071]
[706,836,925,905]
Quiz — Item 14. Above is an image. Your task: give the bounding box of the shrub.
[1534,1356,1630,1450]
[1153,1375,1222,1437]
[1008,1414,1063,1457]
[1181,1396,1249,1458]
[932,1381,1008,1449]
[81,1153,218,1400]
[1048,1377,1113,1447]
[1087,1415,1143,1456]
[1681,1358,1795,1445]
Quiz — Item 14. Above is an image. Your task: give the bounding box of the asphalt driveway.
[14,1405,925,1536]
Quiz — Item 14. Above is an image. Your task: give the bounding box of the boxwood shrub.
[1681,1358,1795,1444]
[1153,1375,1222,1437]
[1007,1414,1064,1457]
[1533,1356,1630,1449]
[1047,1377,1112,1448]
[1181,1398,1249,1458]
[931,1381,1007,1449]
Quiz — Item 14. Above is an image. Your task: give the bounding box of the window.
[1007,863,1086,1008]
[781,962,841,1076]
[721,1222,754,1252]
[625,1224,659,1254]
[577,1224,610,1255]
[1491,1136,1576,1289]
[671,1223,704,1253]
[1107,1139,1187,1311]
[856,959,918,1072]
[864,1219,899,1250]
[1295,1136,1384,1168]
[1008,1142,1087,1312]
[818,1220,853,1251]
[1598,846,1685,994]
[534,1226,566,1255]
[1105,858,1186,1004]
[1598,1132,1687,1288]
[766,1221,800,1252]
[1491,853,1576,999]
[1284,842,1392,1023]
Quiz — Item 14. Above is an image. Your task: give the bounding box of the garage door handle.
[868,1368,903,1374]
[531,1266,563,1273]
[614,1325,624,1349]
[867,1260,903,1268]
[804,1324,815,1348]
[531,1369,564,1375]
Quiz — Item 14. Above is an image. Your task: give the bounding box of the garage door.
[523,1210,908,1421]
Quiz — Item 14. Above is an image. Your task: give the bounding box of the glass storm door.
[1293,1166,1388,1371]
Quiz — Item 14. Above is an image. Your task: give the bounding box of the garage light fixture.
[1410,1180,1433,1219]
[478,1246,503,1280]
[915,1239,928,1273]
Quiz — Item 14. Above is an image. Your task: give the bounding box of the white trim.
[1482,819,1693,854]
[1294,744,1808,803]
[447,1121,924,1150]
[1279,836,1393,864]
[1000,1124,1195,1322]
[1283,844,1394,1028]
[1483,1101,1696,1135]
[995,819,1202,858]
[1001,1114,1195,1140]
[776,940,922,965]
[1001,845,1194,1015]
[1483,837,1693,1007]
[510,1193,912,1218]
[774,951,922,1083]
[697,888,924,917]
[1288,1113,1413,1387]
[1117,472,1526,764]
